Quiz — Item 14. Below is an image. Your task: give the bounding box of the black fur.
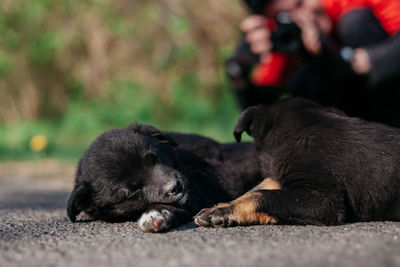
[233,98,400,225]
[67,123,262,230]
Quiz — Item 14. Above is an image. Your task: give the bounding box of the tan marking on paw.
[212,202,231,209]
[230,192,277,225]
[249,177,281,192]
[195,178,280,227]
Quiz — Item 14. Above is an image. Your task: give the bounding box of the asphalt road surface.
[1,173,400,267]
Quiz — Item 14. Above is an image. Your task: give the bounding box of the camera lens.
[275,12,293,24]
[340,47,354,62]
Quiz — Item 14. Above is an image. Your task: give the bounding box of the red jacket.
[321,0,400,36]
[252,0,400,86]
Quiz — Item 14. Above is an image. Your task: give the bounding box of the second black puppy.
[195,98,400,227]
[67,123,261,232]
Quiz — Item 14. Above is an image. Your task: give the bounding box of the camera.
[226,0,303,79]
[271,12,303,53]
[243,0,302,53]
[226,12,303,79]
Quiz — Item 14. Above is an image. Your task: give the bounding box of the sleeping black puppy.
[67,123,262,232]
[195,98,400,227]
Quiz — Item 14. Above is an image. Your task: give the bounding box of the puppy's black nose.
[165,179,182,196]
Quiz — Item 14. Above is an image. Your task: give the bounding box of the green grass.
[0,77,244,161]
[0,0,247,161]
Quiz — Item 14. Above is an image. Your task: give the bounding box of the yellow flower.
[30,135,48,152]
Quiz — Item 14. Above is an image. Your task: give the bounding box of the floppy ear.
[67,183,91,222]
[233,107,258,143]
[131,123,177,146]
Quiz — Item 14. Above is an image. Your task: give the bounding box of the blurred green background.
[0,0,248,161]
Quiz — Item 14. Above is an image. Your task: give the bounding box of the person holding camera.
[227,0,400,127]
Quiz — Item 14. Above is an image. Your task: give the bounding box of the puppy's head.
[234,98,322,145]
[67,123,188,222]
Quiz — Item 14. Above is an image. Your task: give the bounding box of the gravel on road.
[1,171,400,267]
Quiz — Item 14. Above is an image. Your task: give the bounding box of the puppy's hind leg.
[194,178,346,227]
[194,178,281,227]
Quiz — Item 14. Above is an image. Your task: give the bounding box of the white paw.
[137,209,173,233]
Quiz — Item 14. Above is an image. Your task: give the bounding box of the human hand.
[241,15,272,61]
[292,8,322,55]
[351,48,371,74]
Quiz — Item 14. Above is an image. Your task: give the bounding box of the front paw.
[138,209,174,233]
[194,204,237,228]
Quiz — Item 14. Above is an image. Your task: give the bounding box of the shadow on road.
[170,222,198,232]
[0,190,70,211]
